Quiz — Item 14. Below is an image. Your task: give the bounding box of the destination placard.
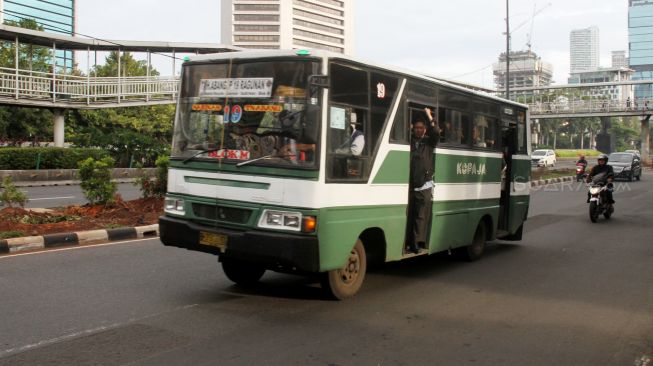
[199,78,274,98]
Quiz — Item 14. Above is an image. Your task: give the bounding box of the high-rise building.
[221,0,354,54]
[492,50,553,96]
[629,0,653,98]
[611,50,629,68]
[0,0,76,71]
[570,26,599,73]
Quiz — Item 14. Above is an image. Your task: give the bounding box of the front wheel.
[221,258,266,286]
[589,201,599,223]
[322,239,367,300]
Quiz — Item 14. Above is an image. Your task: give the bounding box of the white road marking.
[27,196,76,201]
[0,238,156,260]
[0,304,198,357]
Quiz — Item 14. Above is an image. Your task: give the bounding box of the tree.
[91,51,159,77]
[64,50,173,166]
[0,19,51,72]
[0,18,55,145]
[611,118,640,151]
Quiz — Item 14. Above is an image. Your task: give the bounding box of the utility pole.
[506,0,510,100]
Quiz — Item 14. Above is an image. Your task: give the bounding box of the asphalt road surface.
[1,172,652,365]
[16,183,142,209]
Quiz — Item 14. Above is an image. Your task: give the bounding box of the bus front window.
[172,60,321,168]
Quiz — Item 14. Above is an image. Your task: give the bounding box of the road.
[0,173,652,365]
[14,183,142,208]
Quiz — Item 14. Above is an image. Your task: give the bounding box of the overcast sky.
[76,0,629,88]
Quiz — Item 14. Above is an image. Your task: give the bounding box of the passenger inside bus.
[335,113,365,156]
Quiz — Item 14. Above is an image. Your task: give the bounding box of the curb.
[0,224,159,255]
[530,175,576,187]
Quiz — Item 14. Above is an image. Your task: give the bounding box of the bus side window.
[472,115,499,149]
[438,107,469,146]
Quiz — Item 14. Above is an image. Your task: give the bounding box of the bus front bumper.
[159,216,320,272]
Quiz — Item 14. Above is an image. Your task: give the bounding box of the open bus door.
[498,119,516,234]
[403,103,437,255]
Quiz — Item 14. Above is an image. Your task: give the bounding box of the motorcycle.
[576,162,587,182]
[587,173,614,223]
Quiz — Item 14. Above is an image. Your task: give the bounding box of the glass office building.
[0,0,75,71]
[629,0,653,98]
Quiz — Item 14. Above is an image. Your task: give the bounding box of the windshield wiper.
[182,148,221,164]
[236,153,294,168]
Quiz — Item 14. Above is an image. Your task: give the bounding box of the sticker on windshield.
[244,104,283,113]
[192,104,223,111]
[199,78,274,98]
[231,105,242,123]
[207,149,251,160]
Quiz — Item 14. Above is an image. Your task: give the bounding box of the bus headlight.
[165,197,185,215]
[259,210,302,231]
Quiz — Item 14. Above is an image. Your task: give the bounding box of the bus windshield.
[172,59,321,168]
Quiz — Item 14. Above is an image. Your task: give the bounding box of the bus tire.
[461,223,486,262]
[221,258,266,286]
[322,239,367,300]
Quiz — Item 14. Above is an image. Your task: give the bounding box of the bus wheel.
[322,239,367,300]
[461,224,486,262]
[221,258,266,286]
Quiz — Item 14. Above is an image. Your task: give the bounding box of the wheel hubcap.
[337,249,360,285]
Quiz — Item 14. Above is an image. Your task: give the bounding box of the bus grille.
[192,204,252,224]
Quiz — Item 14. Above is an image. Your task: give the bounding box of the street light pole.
[506,0,510,100]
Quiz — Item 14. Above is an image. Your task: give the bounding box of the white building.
[221,0,354,55]
[492,50,553,94]
[567,67,634,101]
[570,26,599,73]
[612,50,629,68]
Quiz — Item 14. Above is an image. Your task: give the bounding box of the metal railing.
[521,98,652,116]
[0,67,178,107]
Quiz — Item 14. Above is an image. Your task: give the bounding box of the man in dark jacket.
[586,154,615,204]
[406,108,440,254]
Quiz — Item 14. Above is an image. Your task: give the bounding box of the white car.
[531,149,556,167]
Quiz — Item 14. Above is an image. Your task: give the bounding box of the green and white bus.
[160,49,531,299]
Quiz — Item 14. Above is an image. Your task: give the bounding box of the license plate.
[199,231,228,252]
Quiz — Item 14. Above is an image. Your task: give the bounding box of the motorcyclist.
[576,154,588,181]
[586,154,615,204]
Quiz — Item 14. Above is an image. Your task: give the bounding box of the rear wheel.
[604,208,612,220]
[459,223,486,262]
[589,201,599,223]
[221,258,266,286]
[322,239,367,300]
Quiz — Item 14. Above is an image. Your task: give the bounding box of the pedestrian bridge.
[0,66,178,109]
[504,80,653,119]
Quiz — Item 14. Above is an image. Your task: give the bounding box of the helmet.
[597,153,609,162]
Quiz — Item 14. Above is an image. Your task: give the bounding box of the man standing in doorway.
[406,108,440,254]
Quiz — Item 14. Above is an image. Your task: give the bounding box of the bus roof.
[186,49,528,109]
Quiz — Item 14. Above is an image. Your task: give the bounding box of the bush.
[0,176,28,208]
[0,148,109,170]
[555,149,602,158]
[78,157,117,205]
[135,155,169,198]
